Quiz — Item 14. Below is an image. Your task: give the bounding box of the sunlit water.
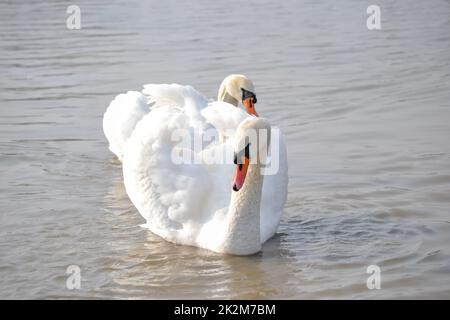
[1,0,450,299]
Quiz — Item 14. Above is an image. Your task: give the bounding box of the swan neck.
[222,163,263,255]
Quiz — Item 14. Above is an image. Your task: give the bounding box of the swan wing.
[142,83,208,127]
[103,84,209,161]
[200,101,249,138]
[122,105,216,246]
[102,91,150,161]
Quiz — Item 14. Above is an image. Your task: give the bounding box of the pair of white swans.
[103,75,288,255]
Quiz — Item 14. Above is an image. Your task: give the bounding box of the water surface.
[1,0,450,299]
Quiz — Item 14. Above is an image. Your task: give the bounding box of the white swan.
[103,75,288,255]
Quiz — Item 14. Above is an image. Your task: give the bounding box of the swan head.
[232,117,271,192]
[218,74,259,117]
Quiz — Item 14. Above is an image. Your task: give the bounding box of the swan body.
[103,75,288,255]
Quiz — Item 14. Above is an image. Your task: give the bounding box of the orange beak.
[232,155,250,191]
[243,97,259,117]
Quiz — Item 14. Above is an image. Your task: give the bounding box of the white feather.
[102,91,149,161]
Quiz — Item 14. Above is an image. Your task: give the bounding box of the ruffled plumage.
[103,83,288,252]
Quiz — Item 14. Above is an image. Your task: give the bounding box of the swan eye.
[241,88,257,104]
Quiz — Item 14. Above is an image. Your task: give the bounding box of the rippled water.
[1,0,450,299]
